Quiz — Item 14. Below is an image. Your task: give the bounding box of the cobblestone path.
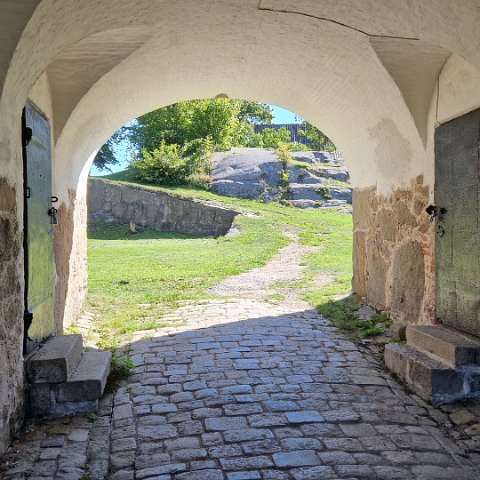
[3,299,479,479]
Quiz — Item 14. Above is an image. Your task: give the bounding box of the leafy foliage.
[275,142,293,168]
[316,185,332,200]
[118,99,273,156]
[275,142,293,190]
[299,121,335,152]
[130,136,214,185]
[131,143,187,184]
[256,127,292,149]
[94,99,274,182]
[93,99,337,184]
[93,129,127,172]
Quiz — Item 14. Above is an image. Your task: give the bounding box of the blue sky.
[271,105,302,124]
[92,104,301,175]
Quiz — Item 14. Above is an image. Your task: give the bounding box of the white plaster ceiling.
[369,38,450,146]
[47,28,153,140]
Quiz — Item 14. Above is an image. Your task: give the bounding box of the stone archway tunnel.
[1,0,480,456]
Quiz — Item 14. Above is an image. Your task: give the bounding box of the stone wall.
[54,190,88,330]
[352,175,435,333]
[0,178,24,453]
[88,179,239,237]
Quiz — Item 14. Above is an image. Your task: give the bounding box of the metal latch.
[22,126,32,147]
[426,204,447,223]
[48,196,59,225]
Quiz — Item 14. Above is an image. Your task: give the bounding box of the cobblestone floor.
[2,299,479,480]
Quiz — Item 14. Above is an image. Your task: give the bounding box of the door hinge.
[24,311,33,332]
[22,126,32,147]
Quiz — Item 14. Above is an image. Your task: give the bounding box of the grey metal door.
[435,108,480,337]
[23,102,55,352]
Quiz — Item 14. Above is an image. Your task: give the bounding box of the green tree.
[94,99,274,170]
[237,101,274,124]
[92,100,337,180]
[299,121,334,151]
[93,130,125,172]
[257,127,292,149]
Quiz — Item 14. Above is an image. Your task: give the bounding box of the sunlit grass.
[87,176,354,344]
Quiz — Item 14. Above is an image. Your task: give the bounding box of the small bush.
[316,185,332,200]
[65,324,81,335]
[279,169,290,188]
[257,127,292,149]
[287,142,310,151]
[275,142,293,168]
[111,352,135,379]
[131,143,192,184]
[130,137,214,188]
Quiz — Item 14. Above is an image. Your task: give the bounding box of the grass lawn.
[87,174,353,346]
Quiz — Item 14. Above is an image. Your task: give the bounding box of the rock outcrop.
[210,148,351,208]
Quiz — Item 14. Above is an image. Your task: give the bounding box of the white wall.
[438,54,480,125]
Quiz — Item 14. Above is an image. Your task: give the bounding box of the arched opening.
[83,99,353,348]
[3,0,480,461]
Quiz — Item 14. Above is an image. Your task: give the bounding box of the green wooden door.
[435,108,480,337]
[23,102,55,352]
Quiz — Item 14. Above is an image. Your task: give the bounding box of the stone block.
[272,450,320,468]
[285,411,324,424]
[384,343,465,404]
[27,334,83,383]
[58,350,111,402]
[391,242,425,322]
[406,325,480,367]
[52,399,99,417]
[205,416,247,431]
[219,455,274,470]
[227,472,262,480]
[29,383,53,416]
[352,230,367,298]
[366,239,387,308]
[449,409,475,425]
[176,470,223,480]
[384,343,408,381]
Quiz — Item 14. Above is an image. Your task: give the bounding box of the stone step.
[58,350,112,402]
[406,325,480,367]
[384,343,466,404]
[26,334,83,383]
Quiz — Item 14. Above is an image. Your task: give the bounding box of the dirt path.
[208,232,333,305]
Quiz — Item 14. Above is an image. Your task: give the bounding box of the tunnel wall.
[2,0,480,455]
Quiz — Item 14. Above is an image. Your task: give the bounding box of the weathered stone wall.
[54,189,88,330]
[63,194,88,328]
[0,178,24,454]
[352,176,435,333]
[88,179,239,237]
